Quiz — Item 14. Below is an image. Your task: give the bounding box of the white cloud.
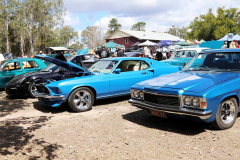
[63,11,80,26]
[64,0,240,32]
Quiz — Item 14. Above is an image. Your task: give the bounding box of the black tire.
[68,87,94,112]
[28,79,41,98]
[210,98,238,130]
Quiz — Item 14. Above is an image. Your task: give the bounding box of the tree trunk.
[28,12,34,55]
[20,34,24,56]
[5,19,9,53]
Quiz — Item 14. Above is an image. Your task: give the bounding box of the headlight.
[131,89,144,100]
[183,96,207,109]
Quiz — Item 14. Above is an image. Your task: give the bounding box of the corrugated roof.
[110,30,181,41]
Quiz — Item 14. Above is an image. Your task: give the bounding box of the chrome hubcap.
[221,100,235,124]
[73,90,91,109]
[31,82,38,96]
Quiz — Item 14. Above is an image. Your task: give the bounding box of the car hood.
[137,72,239,93]
[35,55,92,73]
[162,57,192,65]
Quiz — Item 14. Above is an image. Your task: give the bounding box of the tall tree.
[131,22,146,31]
[108,18,121,34]
[167,25,187,39]
[81,26,107,49]
[186,7,240,41]
[23,0,65,55]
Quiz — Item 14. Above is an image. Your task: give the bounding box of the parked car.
[34,56,181,112]
[129,48,240,130]
[5,54,89,98]
[161,48,209,66]
[80,54,99,69]
[0,58,46,88]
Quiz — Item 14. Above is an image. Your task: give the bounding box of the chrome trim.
[144,91,179,97]
[10,88,17,90]
[36,93,65,100]
[129,99,212,119]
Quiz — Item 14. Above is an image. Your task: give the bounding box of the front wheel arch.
[67,85,97,101]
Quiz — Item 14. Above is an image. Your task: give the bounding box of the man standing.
[93,45,110,59]
[115,47,125,57]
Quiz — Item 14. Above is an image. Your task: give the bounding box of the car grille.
[36,85,50,95]
[144,92,180,107]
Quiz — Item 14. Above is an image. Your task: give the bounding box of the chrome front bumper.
[36,93,65,100]
[129,99,212,119]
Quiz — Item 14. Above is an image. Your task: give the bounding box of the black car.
[5,55,92,98]
[80,54,99,68]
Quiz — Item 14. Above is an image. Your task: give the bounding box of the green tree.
[70,41,83,50]
[167,25,187,39]
[131,22,146,31]
[108,18,121,34]
[186,7,240,41]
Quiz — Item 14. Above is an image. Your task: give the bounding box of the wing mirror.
[178,66,183,71]
[114,68,121,74]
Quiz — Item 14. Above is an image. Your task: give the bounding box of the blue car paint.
[39,57,180,107]
[130,49,240,123]
[162,57,192,66]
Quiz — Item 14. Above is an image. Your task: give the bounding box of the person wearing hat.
[93,45,110,59]
[113,45,125,57]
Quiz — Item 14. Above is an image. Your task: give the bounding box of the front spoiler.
[128,99,212,120]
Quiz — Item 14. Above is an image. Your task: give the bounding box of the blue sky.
[62,0,240,37]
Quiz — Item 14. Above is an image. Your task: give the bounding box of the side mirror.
[178,66,183,71]
[114,68,121,74]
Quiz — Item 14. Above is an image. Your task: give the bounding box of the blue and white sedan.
[35,56,180,112]
[129,48,240,130]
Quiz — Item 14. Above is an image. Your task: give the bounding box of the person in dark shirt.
[116,47,125,57]
[55,52,67,61]
[156,51,163,61]
[93,45,110,59]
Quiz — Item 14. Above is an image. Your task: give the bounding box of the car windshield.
[41,63,58,72]
[174,50,197,58]
[0,61,6,71]
[88,60,118,73]
[182,52,240,72]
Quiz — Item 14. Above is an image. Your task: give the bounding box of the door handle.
[141,72,146,74]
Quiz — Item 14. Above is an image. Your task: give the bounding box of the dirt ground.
[1,90,240,160]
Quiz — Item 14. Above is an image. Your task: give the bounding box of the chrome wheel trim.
[220,100,235,124]
[30,81,38,96]
[73,90,91,109]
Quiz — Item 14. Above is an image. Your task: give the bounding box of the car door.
[109,60,149,95]
[21,60,41,73]
[2,61,23,86]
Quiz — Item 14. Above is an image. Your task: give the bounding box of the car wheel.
[211,98,238,130]
[28,79,41,98]
[68,87,94,112]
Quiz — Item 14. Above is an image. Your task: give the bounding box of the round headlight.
[139,92,144,99]
[133,90,139,98]
[184,97,192,106]
[193,98,200,106]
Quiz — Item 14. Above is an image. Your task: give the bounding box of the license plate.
[150,110,167,119]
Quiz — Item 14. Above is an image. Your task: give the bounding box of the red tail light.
[183,62,186,67]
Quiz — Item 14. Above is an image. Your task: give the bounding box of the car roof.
[202,48,240,53]
[100,57,150,61]
[178,48,210,52]
[4,58,37,62]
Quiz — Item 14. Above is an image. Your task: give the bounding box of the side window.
[116,60,141,72]
[140,61,150,70]
[3,62,21,71]
[22,61,38,69]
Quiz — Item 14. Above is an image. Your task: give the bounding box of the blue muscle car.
[34,56,180,112]
[129,48,240,129]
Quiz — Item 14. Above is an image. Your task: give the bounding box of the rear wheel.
[68,87,94,112]
[28,79,41,98]
[210,98,238,130]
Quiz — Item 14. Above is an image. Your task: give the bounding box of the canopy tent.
[97,42,124,49]
[76,49,89,55]
[193,39,201,44]
[174,41,191,46]
[49,47,69,51]
[138,40,156,46]
[153,40,174,47]
[200,41,224,49]
[218,34,240,41]
[200,39,206,42]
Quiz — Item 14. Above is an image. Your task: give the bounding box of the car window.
[3,62,21,71]
[140,61,150,70]
[88,60,118,73]
[175,50,197,57]
[116,60,141,72]
[22,61,39,69]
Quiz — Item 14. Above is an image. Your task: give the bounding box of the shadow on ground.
[0,116,62,159]
[122,109,214,136]
[0,91,29,118]
[33,101,73,114]
[93,95,130,106]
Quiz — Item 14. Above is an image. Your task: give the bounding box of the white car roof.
[177,48,210,53]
